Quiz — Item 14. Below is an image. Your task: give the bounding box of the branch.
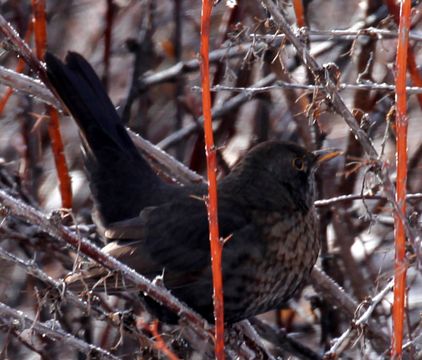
[324,280,394,357]
[0,245,161,349]
[311,267,390,353]
[138,42,268,89]
[0,14,46,82]
[128,131,205,185]
[0,65,59,107]
[212,81,422,95]
[249,318,322,360]
[314,193,422,207]
[200,1,225,358]
[157,73,277,150]
[392,0,411,356]
[0,301,119,360]
[252,27,422,43]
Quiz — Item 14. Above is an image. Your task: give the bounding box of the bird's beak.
[312,148,342,165]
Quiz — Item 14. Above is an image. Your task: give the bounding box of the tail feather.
[45,52,165,225]
[45,52,138,159]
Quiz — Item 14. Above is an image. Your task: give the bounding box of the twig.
[0,246,162,354]
[31,0,47,60]
[236,321,277,360]
[311,267,389,353]
[212,81,422,95]
[0,14,46,82]
[0,301,119,360]
[384,0,422,109]
[0,20,32,114]
[102,0,115,89]
[252,27,422,42]
[121,2,156,124]
[391,0,411,356]
[128,131,205,185]
[0,65,60,107]
[138,42,268,89]
[157,73,277,150]
[324,279,394,358]
[314,193,422,207]
[148,320,180,360]
[200,1,225,358]
[249,318,322,360]
[47,106,72,209]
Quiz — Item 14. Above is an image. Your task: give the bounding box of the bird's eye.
[292,157,305,171]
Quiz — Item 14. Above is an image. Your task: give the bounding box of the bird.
[45,51,339,324]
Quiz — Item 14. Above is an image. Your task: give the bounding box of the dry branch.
[0,301,119,360]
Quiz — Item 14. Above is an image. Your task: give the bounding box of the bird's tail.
[45,52,163,225]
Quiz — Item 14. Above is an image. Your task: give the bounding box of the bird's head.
[225,141,340,212]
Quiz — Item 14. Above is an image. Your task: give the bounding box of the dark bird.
[45,52,338,324]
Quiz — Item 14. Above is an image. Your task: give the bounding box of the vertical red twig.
[48,108,73,209]
[31,0,46,60]
[385,0,422,109]
[0,87,15,114]
[200,1,225,359]
[292,0,305,28]
[32,0,73,209]
[392,0,411,358]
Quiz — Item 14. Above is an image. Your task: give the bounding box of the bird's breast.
[238,209,319,318]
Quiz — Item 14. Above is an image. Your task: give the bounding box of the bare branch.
[0,65,60,107]
[138,42,269,89]
[0,301,119,360]
[157,73,277,150]
[311,267,390,353]
[212,81,422,95]
[315,193,422,207]
[324,279,394,357]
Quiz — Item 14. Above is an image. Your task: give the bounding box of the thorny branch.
[324,279,394,358]
[0,246,159,349]
[311,267,389,354]
[0,302,119,360]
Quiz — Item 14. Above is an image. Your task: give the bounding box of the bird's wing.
[67,195,265,292]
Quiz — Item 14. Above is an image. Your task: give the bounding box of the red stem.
[385,0,422,109]
[31,0,46,60]
[200,1,225,359]
[48,107,73,209]
[292,0,305,28]
[392,0,411,357]
[31,0,73,209]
